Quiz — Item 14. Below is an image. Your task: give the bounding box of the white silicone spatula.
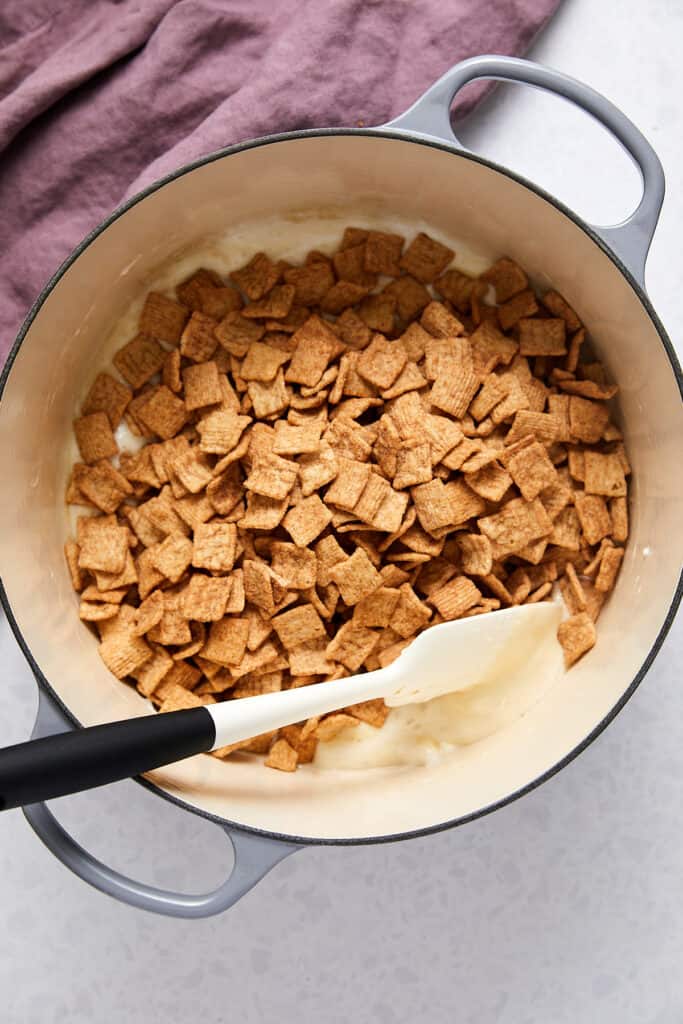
[0,603,559,810]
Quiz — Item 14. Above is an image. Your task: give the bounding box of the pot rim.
[1,126,681,848]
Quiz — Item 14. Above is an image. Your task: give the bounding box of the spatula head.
[384,602,563,707]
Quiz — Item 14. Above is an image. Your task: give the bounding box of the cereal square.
[429,576,482,620]
[245,453,298,500]
[557,612,596,667]
[330,547,382,606]
[202,617,250,665]
[507,440,559,500]
[73,412,118,465]
[214,312,265,357]
[481,257,528,302]
[179,312,219,362]
[399,231,453,283]
[230,252,280,300]
[383,275,431,321]
[285,315,340,387]
[151,533,193,583]
[272,604,327,649]
[583,451,627,497]
[82,372,132,429]
[137,386,188,440]
[180,574,232,621]
[182,361,222,410]
[139,292,188,345]
[358,294,397,334]
[284,261,335,305]
[113,334,166,390]
[357,335,407,390]
[283,494,332,546]
[364,231,404,276]
[518,318,567,357]
[192,521,238,572]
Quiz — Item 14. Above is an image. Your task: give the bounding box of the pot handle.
[383,55,665,287]
[22,689,299,918]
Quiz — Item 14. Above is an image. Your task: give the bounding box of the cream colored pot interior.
[0,134,680,841]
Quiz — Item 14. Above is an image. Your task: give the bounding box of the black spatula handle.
[0,707,216,811]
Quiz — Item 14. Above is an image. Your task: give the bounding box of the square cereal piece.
[133,591,165,636]
[197,409,251,454]
[77,517,128,574]
[271,542,317,589]
[315,534,348,587]
[79,461,133,514]
[239,493,288,530]
[353,587,400,628]
[182,361,222,410]
[469,374,508,421]
[383,275,431,321]
[192,521,237,572]
[557,611,596,667]
[99,628,151,679]
[358,294,396,334]
[399,232,453,283]
[244,559,288,615]
[285,315,342,388]
[229,252,280,300]
[435,267,482,311]
[575,493,612,545]
[550,506,582,551]
[202,617,250,665]
[178,311,220,364]
[139,292,188,345]
[180,574,232,621]
[176,267,223,307]
[346,698,389,728]
[333,244,377,287]
[329,546,382,606]
[247,369,290,419]
[595,544,624,592]
[283,494,332,546]
[113,334,166,390]
[315,714,359,742]
[568,396,610,444]
[320,281,370,315]
[136,546,165,600]
[458,533,493,575]
[393,441,432,490]
[195,284,243,320]
[340,226,369,250]
[136,386,187,440]
[364,230,404,276]
[245,452,298,500]
[288,640,333,677]
[381,362,427,400]
[583,451,627,498]
[214,312,265,357]
[481,257,528,302]
[79,600,120,622]
[392,583,432,638]
[326,621,379,671]
[469,321,518,370]
[169,447,213,494]
[518,318,567,357]
[505,410,560,447]
[357,335,407,390]
[206,464,242,517]
[497,290,539,332]
[299,441,338,496]
[478,497,552,556]
[132,645,174,695]
[284,261,335,305]
[336,307,372,350]
[420,301,464,338]
[73,413,117,466]
[272,604,326,649]
[429,576,482,620]
[241,284,295,320]
[162,348,182,393]
[265,738,298,772]
[151,533,193,583]
[82,372,132,429]
[464,462,513,503]
[610,496,629,543]
[273,419,322,455]
[64,540,84,592]
[240,342,290,382]
[430,338,478,419]
[410,478,455,533]
[506,440,559,500]
[542,290,582,332]
[180,312,219,362]
[397,321,431,363]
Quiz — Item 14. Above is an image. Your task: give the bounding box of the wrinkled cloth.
[0,0,560,363]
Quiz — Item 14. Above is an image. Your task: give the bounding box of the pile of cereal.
[64,227,629,771]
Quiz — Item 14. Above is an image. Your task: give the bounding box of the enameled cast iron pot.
[1,56,681,917]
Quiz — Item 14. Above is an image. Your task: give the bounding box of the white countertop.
[1,1,681,1020]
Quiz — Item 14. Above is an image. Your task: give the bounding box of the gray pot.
[1,55,681,917]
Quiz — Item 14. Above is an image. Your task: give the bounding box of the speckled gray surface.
[1,1,682,1021]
